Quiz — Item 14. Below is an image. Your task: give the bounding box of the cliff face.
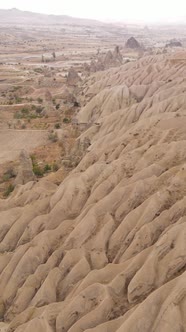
[1,52,186,332]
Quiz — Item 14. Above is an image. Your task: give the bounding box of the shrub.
[35,106,43,114]
[12,86,20,92]
[15,96,22,104]
[63,118,70,123]
[33,164,44,177]
[30,154,37,163]
[48,132,58,143]
[74,101,80,107]
[29,113,38,119]
[34,68,43,74]
[54,123,60,129]
[3,168,16,182]
[14,112,22,119]
[56,104,60,110]
[37,97,43,103]
[14,108,30,119]
[21,107,29,115]
[44,164,52,172]
[3,184,15,197]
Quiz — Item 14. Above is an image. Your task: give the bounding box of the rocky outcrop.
[125,37,141,49]
[14,150,35,185]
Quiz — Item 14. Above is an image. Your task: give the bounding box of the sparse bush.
[56,104,60,110]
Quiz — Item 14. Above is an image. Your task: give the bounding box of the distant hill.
[0,8,103,26]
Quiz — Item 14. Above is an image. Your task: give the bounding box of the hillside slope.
[0,52,186,332]
[0,8,103,26]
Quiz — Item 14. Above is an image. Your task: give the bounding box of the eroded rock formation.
[166,39,183,48]
[67,67,82,86]
[14,150,35,186]
[84,46,123,74]
[125,37,141,49]
[0,52,186,332]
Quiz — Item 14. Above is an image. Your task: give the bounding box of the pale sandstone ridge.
[0,52,186,332]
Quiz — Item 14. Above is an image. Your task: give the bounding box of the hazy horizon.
[0,0,186,24]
